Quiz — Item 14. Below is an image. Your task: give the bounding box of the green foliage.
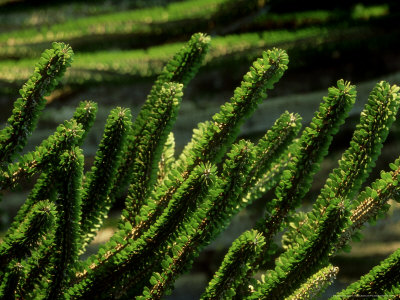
[0,32,400,300]
[283,81,400,255]
[201,230,266,299]
[287,264,339,300]
[0,119,84,190]
[332,247,400,298]
[261,80,356,226]
[225,80,357,293]
[0,261,23,299]
[176,47,289,171]
[44,147,84,299]
[79,107,132,251]
[0,42,73,164]
[116,32,209,224]
[0,200,55,269]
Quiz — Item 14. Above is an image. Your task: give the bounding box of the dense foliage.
[0,29,399,299]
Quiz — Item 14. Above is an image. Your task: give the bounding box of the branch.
[0,119,83,191]
[332,247,400,298]
[0,42,73,165]
[111,32,210,205]
[79,107,132,252]
[0,200,55,269]
[44,147,83,299]
[286,264,339,300]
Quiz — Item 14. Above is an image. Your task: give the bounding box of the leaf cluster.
[0,31,399,300]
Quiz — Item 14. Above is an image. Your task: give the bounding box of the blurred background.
[0,0,400,298]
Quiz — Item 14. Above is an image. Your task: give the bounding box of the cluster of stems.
[0,33,399,299]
